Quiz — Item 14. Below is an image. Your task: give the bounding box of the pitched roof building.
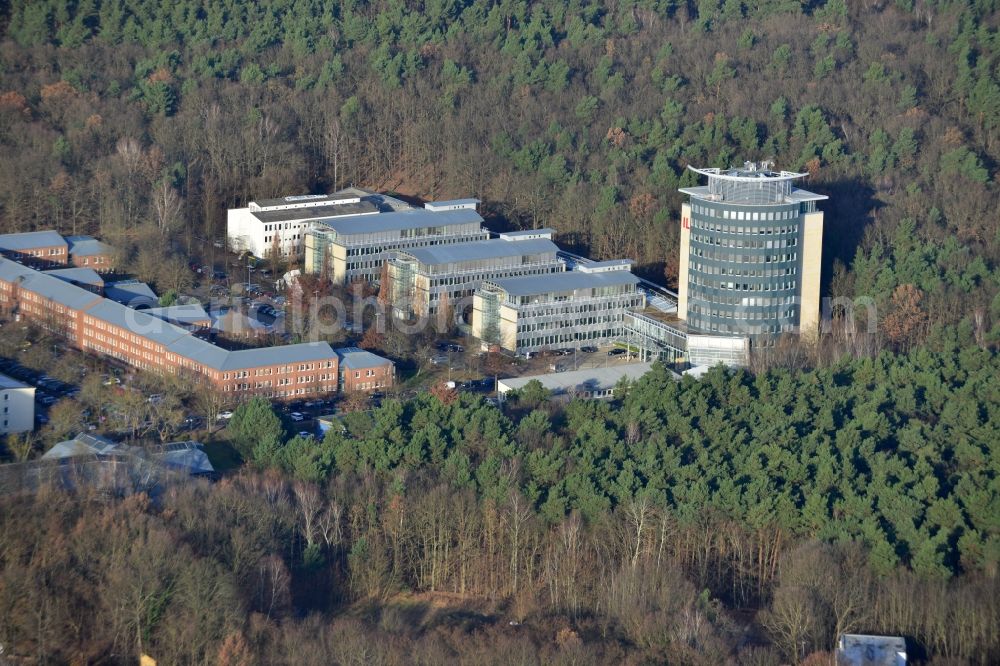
[0,249,394,400]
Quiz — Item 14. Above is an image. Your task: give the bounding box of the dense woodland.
[0,0,998,663]
[0,0,997,317]
[2,348,999,663]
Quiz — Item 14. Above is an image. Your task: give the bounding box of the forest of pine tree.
[0,0,998,663]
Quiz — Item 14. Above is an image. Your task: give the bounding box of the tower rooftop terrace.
[680,162,828,205]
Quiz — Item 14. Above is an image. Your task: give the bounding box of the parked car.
[430,355,450,365]
[581,346,598,353]
[290,412,305,422]
[297,431,313,438]
[217,410,234,420]
[607,348,627,356]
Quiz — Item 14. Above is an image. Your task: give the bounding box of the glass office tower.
[677,163,826,342]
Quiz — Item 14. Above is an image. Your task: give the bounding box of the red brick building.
[0,254,393,400]
[66,235,115,272]
[0,231,116,272]
[0,230,69,268]
[336,347,396,393]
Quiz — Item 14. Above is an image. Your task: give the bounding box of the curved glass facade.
[685,199,806,338]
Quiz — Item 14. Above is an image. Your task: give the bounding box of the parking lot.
[498,345,643,376]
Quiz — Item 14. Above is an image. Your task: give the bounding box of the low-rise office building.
[497,363,670,401]
[0,372,35,434]
[0,230,68,267]
[227,191,380,257]
[0,230,116,271]
[388,230,563,319]
[0,253,393,400]
[472,261,645,355]
[0,259,103,338]
[65,235,115,271]
[305,203,489,284]
[336,347,396,393]
[79,299,342,399]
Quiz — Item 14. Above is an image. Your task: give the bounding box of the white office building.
[226,191,379,257]
[472,261,645,355]
[0,372,35,434]
[388,230,563,319]
[304,200,488,284]
[497,363,671,401]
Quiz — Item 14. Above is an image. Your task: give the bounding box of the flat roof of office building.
[401,237,558,266]
[678,185,828,204]
[252,193,362,209]
[578,259,633,272]
[317,207,484,237]
[250,200,379,224]
[498,363,669,395]
[486,270,640,297]
[329,187,415,212]
[0,230,67,251]
[497,228,554,240]
[425,198,480,208]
